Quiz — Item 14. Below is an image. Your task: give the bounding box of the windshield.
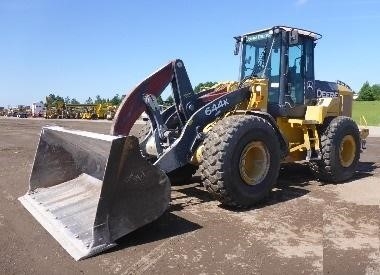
[240,32,281,80]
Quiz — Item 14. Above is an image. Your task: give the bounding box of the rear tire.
[309,116,360,182]
[200,115,281,208]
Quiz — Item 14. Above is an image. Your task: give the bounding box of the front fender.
[247,111,288,159]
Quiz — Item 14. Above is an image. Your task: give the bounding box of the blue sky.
[1,0,380,106]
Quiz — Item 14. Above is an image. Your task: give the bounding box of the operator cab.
[234,26,322,118]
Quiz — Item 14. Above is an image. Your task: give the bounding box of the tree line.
[357,81,380,101]
[45,93,126,107]
[45,93,173,107]
[45,82,218,108]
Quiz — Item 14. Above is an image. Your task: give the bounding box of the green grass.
[352,101,380,126]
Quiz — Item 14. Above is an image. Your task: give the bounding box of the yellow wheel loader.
[95,103,109,119]
[19,26,368,260]
[106,105,117,120]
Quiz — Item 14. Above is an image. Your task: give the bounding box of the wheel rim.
[239,141,270,185]
[339,135,356,167]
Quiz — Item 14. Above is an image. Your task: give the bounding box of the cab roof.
[236,26,322,41]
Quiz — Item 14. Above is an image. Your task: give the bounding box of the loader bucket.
[18,126,170,260]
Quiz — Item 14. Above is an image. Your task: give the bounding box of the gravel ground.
[0,117,379,275]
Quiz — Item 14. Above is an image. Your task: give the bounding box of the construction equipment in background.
[45,101,66,119]
[24,105,32,117]
[45,103,112,120]
[95,103,110,119]
[7,108,17,117]
[11,105,28,118]
[45,107,61,119]
[0,107,5,116]
[106,105,117,120]
[19,26,368,260]
[78,104,98,119]
[64,104,84,119]
[65,103,110,120]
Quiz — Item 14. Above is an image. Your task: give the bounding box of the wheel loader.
[19,26,369,260]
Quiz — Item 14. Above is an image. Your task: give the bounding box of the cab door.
[287,41,304,106]
[285,36,315,117]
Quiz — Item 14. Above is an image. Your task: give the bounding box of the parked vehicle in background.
[15,105,28,118]
[32,102,45,117]
[17,112,28,118]
[7,109,16,117]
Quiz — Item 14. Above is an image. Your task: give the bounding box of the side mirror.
[289,30,299,45]
[234,40,240,55]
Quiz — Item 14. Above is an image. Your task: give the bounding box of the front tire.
[309,116,360,182]
[200,115,281,208]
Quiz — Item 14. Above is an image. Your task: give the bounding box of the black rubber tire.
[309,116,360,182]
[200,115,281,208]
[167,164,197,185]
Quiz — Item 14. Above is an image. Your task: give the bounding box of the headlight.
[255,85,262,92]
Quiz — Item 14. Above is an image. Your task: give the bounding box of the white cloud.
[296,0,308,6]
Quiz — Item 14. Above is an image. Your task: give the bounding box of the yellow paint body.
[192,79,365,165]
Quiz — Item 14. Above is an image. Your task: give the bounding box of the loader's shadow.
[169,182,214,212]
[168,164,314,212]
[107,212,201,253]
[214,161,376,212]
[103,161,377,255]
[336,161,377,182]
[219,163,313,212]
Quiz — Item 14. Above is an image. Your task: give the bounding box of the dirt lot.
[0,117,379,274]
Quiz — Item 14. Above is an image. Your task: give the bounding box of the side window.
[267,37,281,104]
[268,47,281,103]
[242,44,256,78]
[304,39,314,79]
[288,43,304,105]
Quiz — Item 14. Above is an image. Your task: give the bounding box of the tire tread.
[200,115,279,208]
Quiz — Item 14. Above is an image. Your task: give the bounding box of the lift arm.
[111,59,196,136]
